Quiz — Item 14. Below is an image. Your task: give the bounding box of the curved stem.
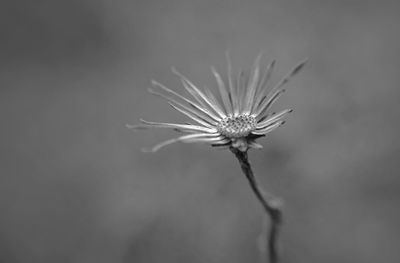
[230,147,283,263]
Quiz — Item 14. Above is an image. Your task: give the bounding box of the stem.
[230,147,283,263]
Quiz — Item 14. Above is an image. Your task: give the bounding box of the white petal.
[203,87,226,118]
[168,102,215,128]
[236,69,246,113]
[225,50,237,115]
[252,121,285,135]
[127,119,217,133]
[151,80,220,122]
[253,89,286,118]
[142,133,221,152]
[272,59,307,93]
[243,53,263,114]
[172,68,226,118]
[211,66,232,115]
[251,60,276,114]
[148,88,216,127]
[182,135,225,143]
[256,109,293,127]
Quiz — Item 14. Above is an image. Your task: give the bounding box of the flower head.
[128,53,306,152]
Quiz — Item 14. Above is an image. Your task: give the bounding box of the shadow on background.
[0,0,399,262]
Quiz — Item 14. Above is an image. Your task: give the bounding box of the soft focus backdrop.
[1,0,399,262]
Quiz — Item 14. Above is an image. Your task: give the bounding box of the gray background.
[1,0,399,262]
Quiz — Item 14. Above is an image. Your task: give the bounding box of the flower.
[128,53,306,152]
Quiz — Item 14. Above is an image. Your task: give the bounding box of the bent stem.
[230,147,283,263]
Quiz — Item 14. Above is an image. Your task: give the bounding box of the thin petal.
[259,60,276,92]
[252,121,285,135]
[243,53,263,114]
[256,109,293,128]
[171,68,226,118]
[176,76,211,111]
[127,119,217,133]
[212,138,231,145]
[148,88,216,127]
[142,133,221,152]
[253,89,286,119]
[168,102,216,128]
[211,66,232,115]
[225,50,237,114]
[257,111,272,123]
[151,80,220,122]
[203,87,226,118]
[272,59,307,92]
[182,135,226,143]
[236,69,247,113]
[251,60,276,114]
[253,59,306,116]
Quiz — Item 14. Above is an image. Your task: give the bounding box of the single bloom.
[128,53,306,152]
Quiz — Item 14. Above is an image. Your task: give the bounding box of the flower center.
[217,114,257,138]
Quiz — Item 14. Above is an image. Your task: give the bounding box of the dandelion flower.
[128,53,306,152]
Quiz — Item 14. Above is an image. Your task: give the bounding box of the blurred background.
[1,0,399,262]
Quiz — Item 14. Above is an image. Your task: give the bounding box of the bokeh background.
[1,0,399,262]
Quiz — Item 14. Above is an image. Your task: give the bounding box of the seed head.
[217,114,257,138]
